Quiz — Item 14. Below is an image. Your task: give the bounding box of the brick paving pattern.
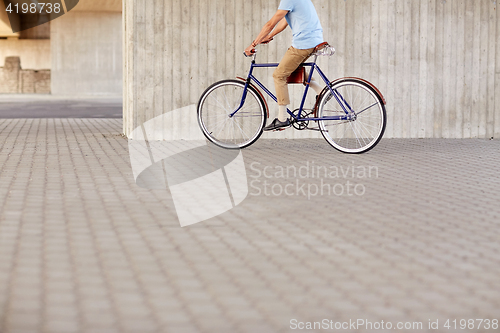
[0,118,499,333]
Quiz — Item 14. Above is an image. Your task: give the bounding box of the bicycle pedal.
[273,127,290,132]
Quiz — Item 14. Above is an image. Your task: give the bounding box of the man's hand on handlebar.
[244,45,256,57]
[244,35,274,57]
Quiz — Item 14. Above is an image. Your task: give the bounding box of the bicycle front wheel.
[318,79,386,154]
[197,80,266,149]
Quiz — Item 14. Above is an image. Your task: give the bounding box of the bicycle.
[197,43,387,154]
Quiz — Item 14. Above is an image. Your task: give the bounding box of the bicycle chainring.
[291,109,312,130]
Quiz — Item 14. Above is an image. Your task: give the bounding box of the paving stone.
[0,118,499,332]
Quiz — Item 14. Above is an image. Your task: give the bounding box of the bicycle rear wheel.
[318,79,386,154]
[198,80,266,149]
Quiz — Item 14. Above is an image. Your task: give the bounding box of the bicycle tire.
[197,79,267,149]
[317,79,387,154]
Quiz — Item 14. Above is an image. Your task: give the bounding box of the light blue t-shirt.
[278,0,324,50]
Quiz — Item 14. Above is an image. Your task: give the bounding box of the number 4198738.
[444,319,498,330]
[5,2,62,14]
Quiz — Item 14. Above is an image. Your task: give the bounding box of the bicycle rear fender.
[324,77,387,105]
[236,77,270,118]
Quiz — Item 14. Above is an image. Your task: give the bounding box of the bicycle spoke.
[207,117,231,131]
[338,121,350,141]
[210,94,230,113]
[214,115,232,138]
[222,88,233,111]
[356,101,378,115]
[232,118,251,141]
[354,120,373,143]
[349,121,366,148]
[357,120,380,131]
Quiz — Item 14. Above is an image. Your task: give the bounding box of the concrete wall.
[0,39,51,69]
[0,56,50,94]
[123,0,500,139]
[51,11,122,95]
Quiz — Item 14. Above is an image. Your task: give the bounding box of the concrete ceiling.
[0,1,19,37]
[69,0,122,12]
[0,0,121,37]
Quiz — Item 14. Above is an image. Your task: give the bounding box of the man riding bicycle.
[244,0,325,131]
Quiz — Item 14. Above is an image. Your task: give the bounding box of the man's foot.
[264,118,291,131]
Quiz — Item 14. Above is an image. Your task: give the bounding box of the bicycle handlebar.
[244,49,257,58]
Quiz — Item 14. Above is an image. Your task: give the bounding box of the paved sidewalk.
[0,118,499,333]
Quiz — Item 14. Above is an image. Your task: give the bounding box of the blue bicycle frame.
[230,58,354,122]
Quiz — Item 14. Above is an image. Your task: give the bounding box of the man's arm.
[245,10,288,56]
[266,17,288,41]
